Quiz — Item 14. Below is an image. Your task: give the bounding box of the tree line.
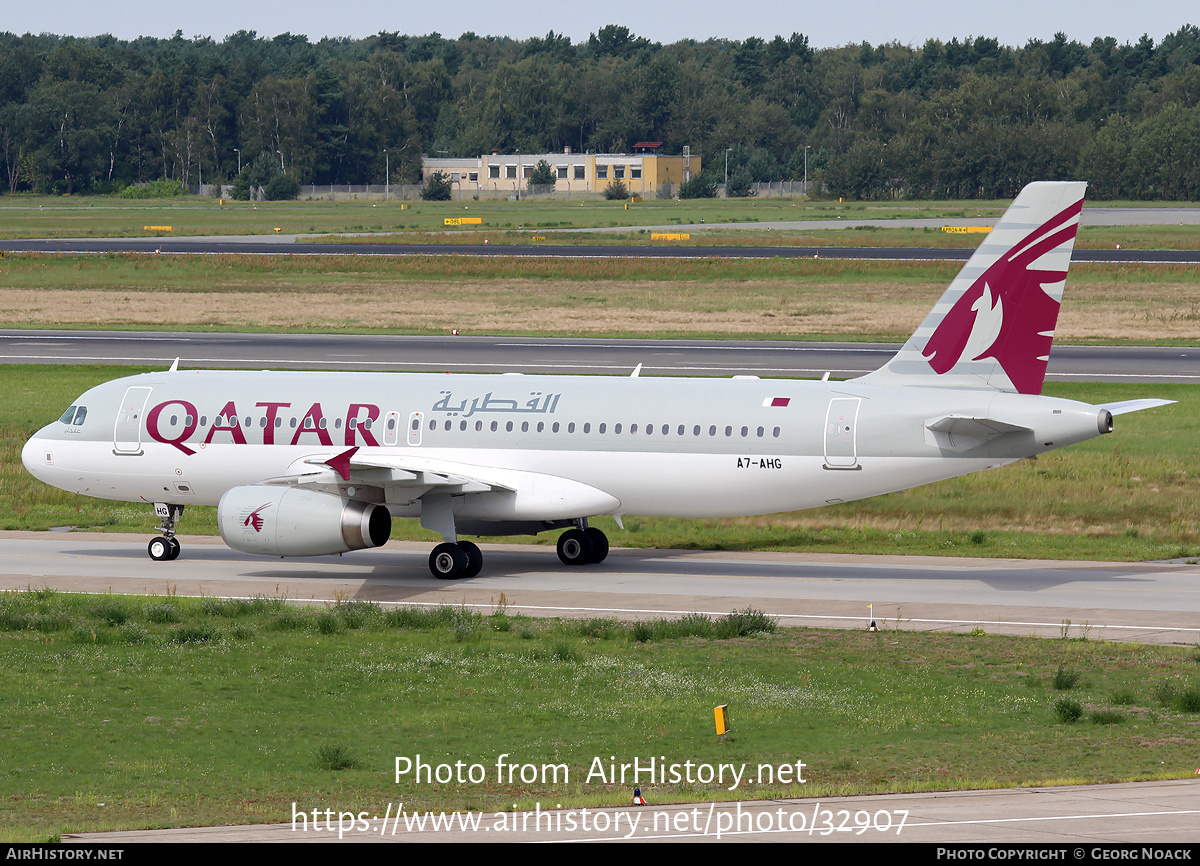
[2,24,1200,200]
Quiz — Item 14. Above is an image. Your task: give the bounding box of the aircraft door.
[113,386,152,454]
[407,411,423,446]
[823,397,861,469]
[382,410,401,446]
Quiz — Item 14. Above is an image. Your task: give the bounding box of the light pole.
[724,147,733,187]
[383,149,389,201]
[804,145,810,196]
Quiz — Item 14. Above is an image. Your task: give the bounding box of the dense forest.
[3,24,1200,199]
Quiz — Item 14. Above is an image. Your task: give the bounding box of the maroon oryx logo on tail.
[922,199,1082,394]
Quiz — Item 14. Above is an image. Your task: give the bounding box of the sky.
[3,0,1197,49]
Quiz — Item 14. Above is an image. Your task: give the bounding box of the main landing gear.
[429,540,484,580]
[426,522,609,579]
[556,525,609,566]
[147,503,184,562]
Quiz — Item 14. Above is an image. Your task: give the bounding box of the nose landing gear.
[147,503,184,561]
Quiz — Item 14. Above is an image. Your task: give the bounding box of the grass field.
[1,590,1198,840]
[0,194,1011,239]
[3,253,1200,343]
[2,366,1194,561]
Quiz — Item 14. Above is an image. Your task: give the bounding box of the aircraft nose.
[21,429,54,481]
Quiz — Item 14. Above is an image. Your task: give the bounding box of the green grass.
[1,589,1198,840]
[3,194,1197,249]
[1,365,1194,560]
[0,194,1012,240]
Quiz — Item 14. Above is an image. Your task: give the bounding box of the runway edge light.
[715,704,730,742]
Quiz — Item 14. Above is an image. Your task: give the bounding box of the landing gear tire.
[429,542,469,579]
[148,536,177,562]
[458,540,484,578]
[557,528,596,566]
[585,527,609,564]
[167,537,181,560]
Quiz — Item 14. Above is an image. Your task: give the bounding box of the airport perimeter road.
[1,330,1197,383]
[3,234,1200,262]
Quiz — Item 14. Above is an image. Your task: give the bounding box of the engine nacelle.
[218,485,391,557]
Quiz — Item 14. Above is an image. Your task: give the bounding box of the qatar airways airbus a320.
[23,182,1172,578]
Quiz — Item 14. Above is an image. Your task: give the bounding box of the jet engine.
[218,485,391,557]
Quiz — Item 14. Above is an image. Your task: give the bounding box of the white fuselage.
[22,369,1110,525]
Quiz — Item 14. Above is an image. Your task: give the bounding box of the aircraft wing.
[259,447,515,495]
[259,446,621,528]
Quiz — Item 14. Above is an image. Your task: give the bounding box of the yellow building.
[421,146,700,197]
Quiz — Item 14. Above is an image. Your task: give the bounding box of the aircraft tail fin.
[861,181,1086,394]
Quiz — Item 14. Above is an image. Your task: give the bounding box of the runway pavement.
[2,329,1197,383]
[4,532,1198,646]
[62,779,1200,842]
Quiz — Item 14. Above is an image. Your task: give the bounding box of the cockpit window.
[59,406,87,426]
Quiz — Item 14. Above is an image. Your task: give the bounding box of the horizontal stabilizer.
[1098,398,1176,416]
[923,414,1031,452]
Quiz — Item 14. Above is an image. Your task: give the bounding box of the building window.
[574,165,585,180]
[614,165,625,179]
[505,165,517,179]
[557,165,568,179]
[596,165,608,179]
[631,166,642,179]
[489,165,500,179]
[468,172,478,182]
